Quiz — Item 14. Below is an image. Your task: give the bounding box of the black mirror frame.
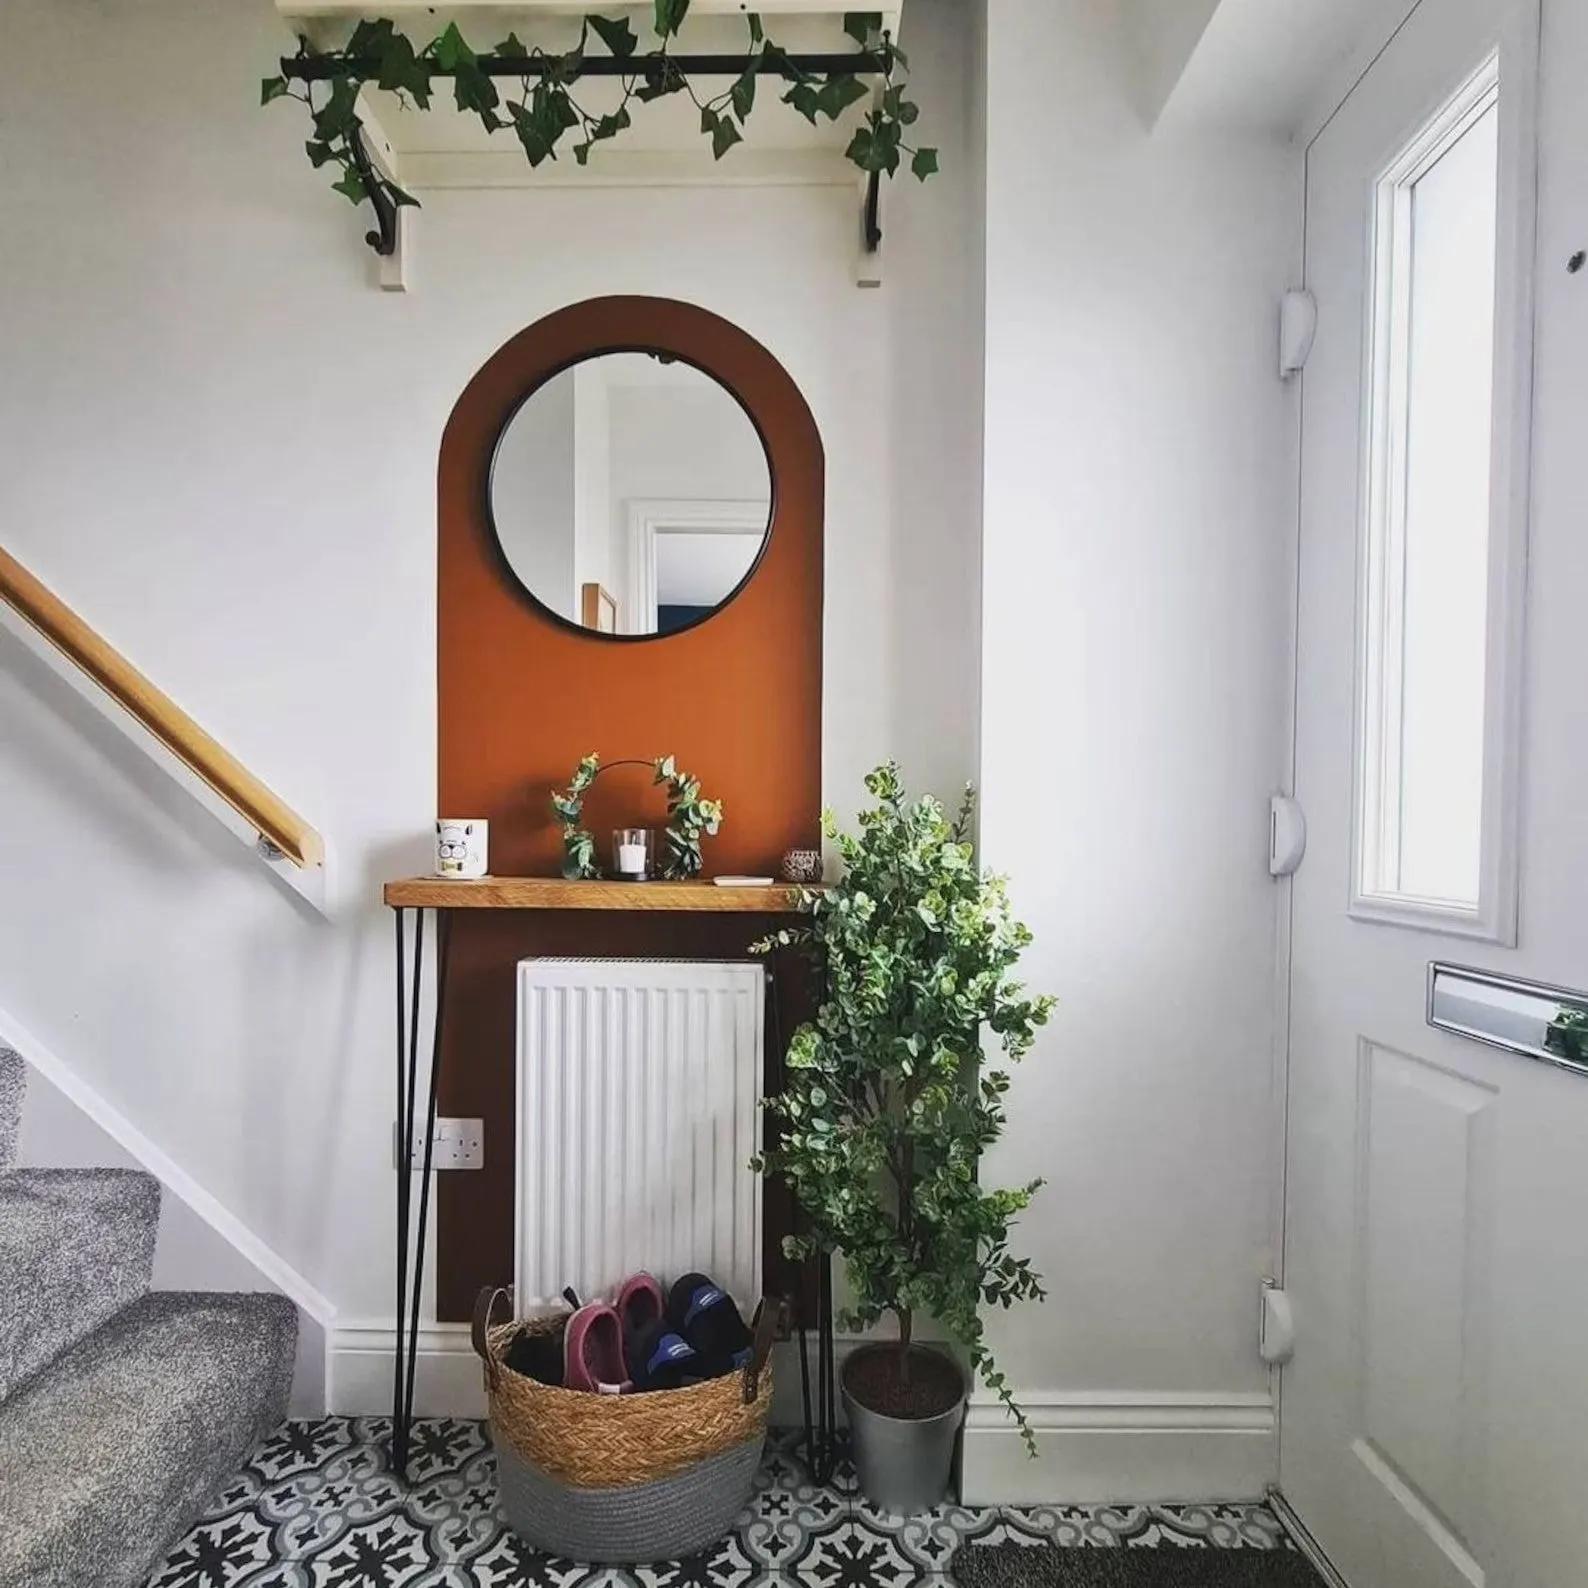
[483,344,778,645]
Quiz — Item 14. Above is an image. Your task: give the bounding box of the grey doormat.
[952,1543,1324,1587]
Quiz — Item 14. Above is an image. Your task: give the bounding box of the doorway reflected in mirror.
[489,352,773,639]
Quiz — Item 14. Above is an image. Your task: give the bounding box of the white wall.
[969,0,1301,1501]
[607,384,769,516]
[493,365,578,621]
[883,0,987,806]
[572,361,613,613]
[0,0,976,1383]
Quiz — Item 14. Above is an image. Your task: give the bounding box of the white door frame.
[623,498,769,635]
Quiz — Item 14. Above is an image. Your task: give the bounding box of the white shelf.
[276,1,905,192]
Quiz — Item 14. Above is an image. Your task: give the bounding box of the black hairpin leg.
[391,905,453,1480]
[798,1250,840,1486]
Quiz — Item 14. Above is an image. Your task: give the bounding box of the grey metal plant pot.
[841,1343,968,1515]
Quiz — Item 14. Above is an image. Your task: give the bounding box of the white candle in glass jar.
[618,842,646,875]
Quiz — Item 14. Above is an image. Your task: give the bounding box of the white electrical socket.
[392,1118,484,1171]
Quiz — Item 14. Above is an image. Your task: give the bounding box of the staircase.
[0,1046,297,1588]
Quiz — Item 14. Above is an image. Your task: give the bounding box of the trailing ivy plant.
[552,754,724,881]
[753,763,1055,1452]
[262,6,936,224]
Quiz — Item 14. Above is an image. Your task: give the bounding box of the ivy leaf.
[589,15,639,59]
[704,110,743,160]
[845,126,881,171]
[532,79,580,142]
[730,67,757,122]
[510,101,552,165]
[304,138,337,168]
[817,74,869,120]
[453,62,501,120]
[762,43,805,84]
[376,34,432,106]
[783,81,821,125]
[313,76,360,141]
[347,18,395,56]
[495,32,528,58]
[843,12,883,45]
[911,146,939,181]
[636,59,685,102]
[654,0,691,38]
[433,22,475,72]
[387,181,421,208]
[261,75,290,106]
[332,168,369,204]
[883,84,919,124]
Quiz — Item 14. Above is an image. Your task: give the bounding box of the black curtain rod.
[283,51,889,82]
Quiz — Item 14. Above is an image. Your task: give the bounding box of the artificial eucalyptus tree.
[755,763,1054,1450]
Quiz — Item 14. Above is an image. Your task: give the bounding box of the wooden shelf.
[383,877,815,912]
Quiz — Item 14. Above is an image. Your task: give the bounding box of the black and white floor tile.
[146,1420,1293,1588]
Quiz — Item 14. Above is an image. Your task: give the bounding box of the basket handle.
[471,1285,513,1389]
[741,1295,786,1405]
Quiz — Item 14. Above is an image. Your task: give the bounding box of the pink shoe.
[615,1272,665,1334]
[563,1303,630,1394]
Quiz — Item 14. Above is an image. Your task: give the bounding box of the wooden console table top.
[383,877,815,913]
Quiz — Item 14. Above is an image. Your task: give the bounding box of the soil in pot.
[844,1345,964,1421]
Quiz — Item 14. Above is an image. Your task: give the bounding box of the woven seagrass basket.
[471,1287,781,1563]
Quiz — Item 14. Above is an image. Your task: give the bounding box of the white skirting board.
[329,1323,1277,1505]
[960,1391,1277,1505]
[329,1322,488,1420]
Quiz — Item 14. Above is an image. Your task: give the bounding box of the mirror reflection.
[490,353,772,638]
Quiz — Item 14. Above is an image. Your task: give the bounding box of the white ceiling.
[1139,0,1422,140]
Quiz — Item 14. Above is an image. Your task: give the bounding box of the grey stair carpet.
[0,1048,22,1172]
[0,1167,160,1399]
[0,1290,297,1588]
[952,1544,1324,1587]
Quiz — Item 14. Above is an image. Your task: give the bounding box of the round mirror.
[489,352,773,638]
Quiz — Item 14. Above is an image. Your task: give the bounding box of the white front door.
[1281,1,1588,1585]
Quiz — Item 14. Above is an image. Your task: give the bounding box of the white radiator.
[514,959,765,1316]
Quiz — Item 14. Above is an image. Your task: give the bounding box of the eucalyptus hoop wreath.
[552,755,724,880]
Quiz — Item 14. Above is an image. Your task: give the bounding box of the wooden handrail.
[0,545,324,870]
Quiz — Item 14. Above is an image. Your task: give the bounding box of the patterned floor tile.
[304,1510,435,1586]
[146,1419,1294,1587]
[146,1511,280,1587]
[783,1520,923,1588]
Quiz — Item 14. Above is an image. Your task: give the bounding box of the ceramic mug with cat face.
[436,820,489,879]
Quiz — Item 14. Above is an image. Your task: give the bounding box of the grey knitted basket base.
[493,1429,765,1565]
